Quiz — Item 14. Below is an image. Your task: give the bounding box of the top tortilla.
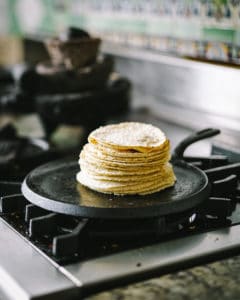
[88,122,167,153]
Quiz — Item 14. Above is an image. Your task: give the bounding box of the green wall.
[3,0,240,62]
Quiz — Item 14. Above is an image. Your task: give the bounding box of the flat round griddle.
[22,159,210,219]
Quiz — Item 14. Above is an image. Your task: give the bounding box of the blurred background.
[0,0,240,162]
[1,0,240,65]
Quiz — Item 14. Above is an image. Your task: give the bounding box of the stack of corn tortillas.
[76,122,176,195]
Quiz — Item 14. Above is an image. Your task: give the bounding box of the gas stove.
[0,111,240,300]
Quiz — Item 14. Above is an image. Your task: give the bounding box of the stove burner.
[36,76,131,137]
[0,156,238,264]
[0,124,55,180]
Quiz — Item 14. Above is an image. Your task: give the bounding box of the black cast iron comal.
[21,128,220,219]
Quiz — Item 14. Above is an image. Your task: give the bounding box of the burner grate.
[205,162,240,181]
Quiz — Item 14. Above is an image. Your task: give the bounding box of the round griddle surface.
[22,159,210,219]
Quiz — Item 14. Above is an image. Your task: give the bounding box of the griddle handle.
[172,128,220,161]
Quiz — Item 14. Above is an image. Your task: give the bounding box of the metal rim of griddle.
[22,159,210,220]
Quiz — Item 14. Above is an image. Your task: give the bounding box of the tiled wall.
[2,0,240,63]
